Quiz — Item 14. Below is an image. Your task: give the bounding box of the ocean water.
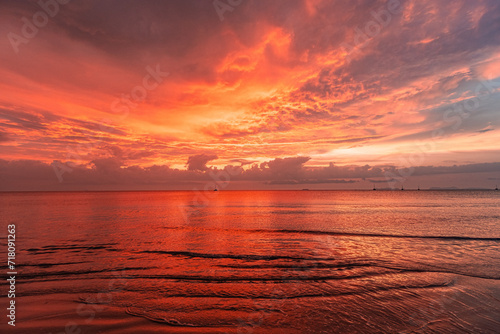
[1,190,499,333]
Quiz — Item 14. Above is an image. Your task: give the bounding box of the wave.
[140,250,335,261]
[240,229,500,241]
[135,251,500,280]
[26,243,118,254]
[216,262,375,269]
[19,262,500,283]
[125,308,227,327]
[160,226,500,241]
[122,281,455,328]
[286,231,500,241]
[171,281,454,299]
[23,271,396,283]
[15,267,143,279]
[17,261,91,268]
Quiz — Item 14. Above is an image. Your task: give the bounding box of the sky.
[1,0,500,191]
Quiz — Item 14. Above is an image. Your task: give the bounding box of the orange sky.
[1,0,500,190]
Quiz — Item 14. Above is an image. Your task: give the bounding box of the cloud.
[2,157,500,191]
[186,154,218,171]
[1,0,500,175]
[267,179,357,185]
[0,132,10,142]
[411,162,500,176]
[477,127,494,133]
[0,108,51,131]
[229,158,259,166]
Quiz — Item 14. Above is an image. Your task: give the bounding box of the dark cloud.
[68,118,129,137]
[477,127,494,133]
[368,178,396,183]
[0,108,51,131]
[186,154,218,171]
[229,158,258,166]
[411,162,500,176]
[1,157,500,191]
[0,132,10,142]
[267,179,358,185]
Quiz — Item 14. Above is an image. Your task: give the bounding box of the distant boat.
[302,189,310,191]
[401,186,404,191]
[417,185,420,191]
[214,186,218,192]
[496,185,498,191]
[372,184,376,191]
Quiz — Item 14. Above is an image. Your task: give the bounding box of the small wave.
[244,229,500,241]
[17,267,143,279]
[111,279,459,334]
[17,261,91,268]
[160,226,500,241]
[26,243,118,254]
[126,307,225,327]
[140,250,338,261]
[217,262,374,269]
[79,269,408,282]
[128,283,452,299]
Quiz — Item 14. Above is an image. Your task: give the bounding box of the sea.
[0,190,499,333]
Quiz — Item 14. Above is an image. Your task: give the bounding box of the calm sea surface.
[1,190,499,333]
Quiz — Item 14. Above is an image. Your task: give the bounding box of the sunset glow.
[1,0,500,190]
